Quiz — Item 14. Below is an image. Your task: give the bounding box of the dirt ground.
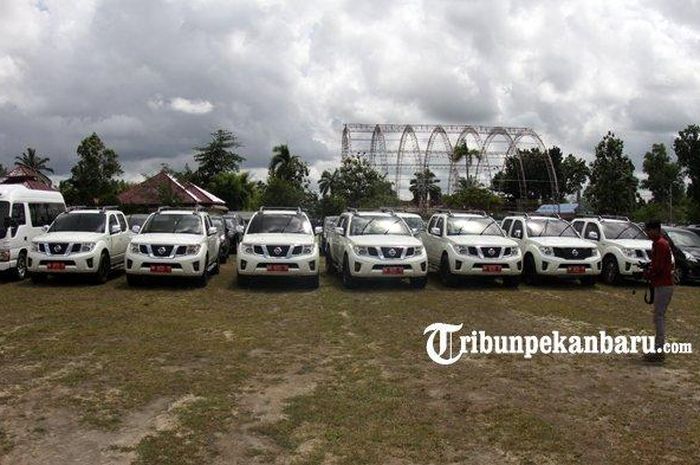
[1,261,699,465]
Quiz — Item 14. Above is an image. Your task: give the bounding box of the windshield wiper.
[479,220,497,235]
[358,218,378,235]
[614,224,633,239]
[558,224,575,237]
[382,219,402,234]
[279,216,296,233]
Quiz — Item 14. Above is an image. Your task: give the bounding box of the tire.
[29,272,47,284]
[341,255,358,289]
[523,254,539,285]
[602,256,620,285]
[12,251,27,281]
[126,274,142,287]
[503,276,520,288]
[439,253,458,287]
[195,255,209,287]
[93,252,110,284]
[410,276,428,289]
[325,252,335,275]
[580,276,596,286]
[213,257,221,275]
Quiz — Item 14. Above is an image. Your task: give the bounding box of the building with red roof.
[1,164,56,191]
[118,170,226,209]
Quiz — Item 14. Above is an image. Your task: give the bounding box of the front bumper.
[125,250,207,277]
[448,252,522,276]
[0,260,16,271]
[619,258,650,277]
[28,251,100,274]
[237,251,319,277]
[535,255,602,276]
[347,252,427,279]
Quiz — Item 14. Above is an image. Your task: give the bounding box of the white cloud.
[169,97,214,115]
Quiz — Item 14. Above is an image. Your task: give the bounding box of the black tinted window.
[11,203,26,225]
[247,213,312,234]
[50,213,106,233]
[141,214,203,235]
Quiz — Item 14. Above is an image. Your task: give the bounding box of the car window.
[11,203,26,225]
[602,222,646,240]
[583,222,600,240]
[50,213,107,233]
[526,218,577,237]
[338,215,348,232]
[446,217,503,236]
[247,213,312,234]
[502,219,513,234]
[435,217,444,235]
[141,214,203,235]
[117,214,127,231]
[109,215,119,232]
[572,221,584,234]
[511,220,524,238]
[349,215,411,236]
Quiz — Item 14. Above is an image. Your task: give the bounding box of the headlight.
[353,245,368,256]
[539,246,554,256]
[414,245,424,255]
[185,244,201,255]
[456,246,469,255]
[0,249,9,262]
[302,244,314,254]
[622,248,636,258]
[130,244,141,254]
[241,243,254,254]
[80,243,96,252]
[591,248,600,257]
[31,242,40,252]
[510,247,520,256]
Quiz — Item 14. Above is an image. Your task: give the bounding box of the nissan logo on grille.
[53,245,62,253]
[273,246,283,256]
[487,248,496,257]
[571,249,579,257]
[388,248,397,257]
[158,247,167,255]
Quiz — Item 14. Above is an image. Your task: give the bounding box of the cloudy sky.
[1,0,699,187]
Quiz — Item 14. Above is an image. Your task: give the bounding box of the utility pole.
[669,182,673,225]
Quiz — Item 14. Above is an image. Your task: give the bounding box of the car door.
[583,222,601,242]
[421,215,438,263]
[332,215,348,261]
[204,215,218,264]
[114,213,129,261]
[9,202,28,259]
[509,219,525,247]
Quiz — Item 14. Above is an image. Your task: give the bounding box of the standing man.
[643,220,674,363]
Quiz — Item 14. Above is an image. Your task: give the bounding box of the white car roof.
[156,210,204,215]
[259,210,304,215]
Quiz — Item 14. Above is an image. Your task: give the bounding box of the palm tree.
[268,144,308,184]
[318,169,339,196]
[15,147,54,174]
[452,141,480,188]
[409,169,441,211]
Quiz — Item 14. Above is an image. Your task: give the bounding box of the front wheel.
[522,255,539,285]
[93,253,110,284]
[12,252,27,280]
[602,256,620,284]
[195,255,209,287]
[439,254,458,287]
[341,256,358,289]
[410,276,428,289]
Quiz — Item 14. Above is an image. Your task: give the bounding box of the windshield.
[526,219,577,237]
[401,217,424,231]
[447,217,504,236]
[602,222,647,240]
[0,201,8,238]
[141,214,203,235]
[667,230,700,248]
[49,213,106,233]
[247,213,312,234]
[128,215,149,228]
[324,217,338,227]
[211,217,224,228]
[349,215,411,236]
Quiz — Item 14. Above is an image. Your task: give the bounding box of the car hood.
[679,246,700,258]
[605,238,652,250]
[131,233,204,245]
[34,232,104,243]
[448,235,518,248]
[529,236,596,248]
[349,234,423,248]
[242,233,315,244]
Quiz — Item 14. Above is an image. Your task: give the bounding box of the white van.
[0,185,66,279]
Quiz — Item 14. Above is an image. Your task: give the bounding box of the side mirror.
[430,227,441,236]
[513,229,522,239]
[110,224,121,235]
[411,227,420,236]
[132,225,141,234]
[208,226,218,236]
[42,225,50,233]
[334,226,345,236]
[236,225,244,234]
[314,226,323,235]
[587,231,599,241]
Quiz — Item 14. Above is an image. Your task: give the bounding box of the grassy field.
[1,262,699,465]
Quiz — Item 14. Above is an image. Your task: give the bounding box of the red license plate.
[47,262,65,270]
[383,266,404,275]
[482,264,502,273]
[267,264,289,272]
[150,265,172,273]
[567,266,586,274]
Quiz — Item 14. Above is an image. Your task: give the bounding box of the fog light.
[193,261,200,272]
[354,262,362,273]
[625,262,631,271]
[240,260,247,270]
[127,259,133,269]
[309,260,316,271]
[455,260,462,271]
[541,261,549,271]
[517,261,522,271]
[421,261,427,272]
[87,258,94,268]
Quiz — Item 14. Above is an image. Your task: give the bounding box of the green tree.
[15,147,53,174]
[333,156,399,208]
[492,147,563,201]
[641,143,684,204]
[60,133,123,205]
[268,145,309,187]
[559,154,590,200]
[584,132,639,215]
[318,169,339,196]
[442,182,504,211]
[673,124,700,221]
[208,171,258,210]
[409,169,441,209]
[452,141,481,187]
[261,177,315,209]
[193,129,244,186]
[0,163,6,177]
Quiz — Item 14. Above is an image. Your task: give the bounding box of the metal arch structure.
[340,123,559,200]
